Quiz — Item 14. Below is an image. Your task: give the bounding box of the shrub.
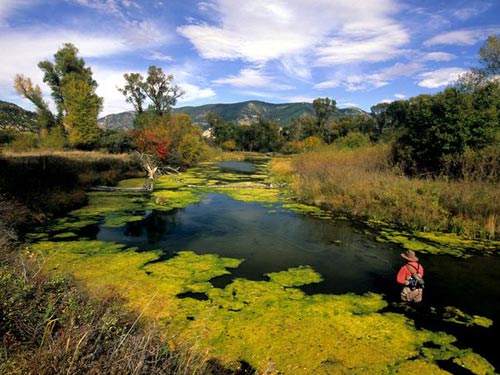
[332,131,371,149]
[5,132,38,152]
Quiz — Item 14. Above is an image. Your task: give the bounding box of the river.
[39,160,500,373]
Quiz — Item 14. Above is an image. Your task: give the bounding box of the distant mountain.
[98,100,369,131]
[0,100,38,132]
[97,111,136,131]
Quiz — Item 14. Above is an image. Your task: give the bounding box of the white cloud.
[394,93,406,99]
[452,3,492,20]
[315,23,409,65]
[122,19,171,48]
[92,66,130,115]
[0,0,34,25]
[177,82,216,103]
[0,29,129,86]
[148,51,173,62]
[315,62,421,92]
[69,0,141,16]
[418,67,467,88]
[424,28,500,47]
[421,52,456,62]
[285,95,317,103]
[0,29,134,116]
[314,79,341,90]
[213,68,292,90]
[178,0,408,67]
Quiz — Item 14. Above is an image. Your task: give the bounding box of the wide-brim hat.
[401,250,419,262]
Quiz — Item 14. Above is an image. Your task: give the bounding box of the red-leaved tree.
[132,128,170,180]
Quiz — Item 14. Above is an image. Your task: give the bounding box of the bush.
[97,130,134,154]
[38,127,66,150]
[5,132,38,152]
[281,136,324,154]
[332,132,371,149]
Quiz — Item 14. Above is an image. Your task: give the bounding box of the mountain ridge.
[0,100,38,132]
[98,100,368,131]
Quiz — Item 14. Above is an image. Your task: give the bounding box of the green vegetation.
[14,43,102,149]
[23,238,494,375]
[275,145,500,244]
[0,247,227,375]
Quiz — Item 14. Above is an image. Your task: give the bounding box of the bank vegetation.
[273,145,499,240]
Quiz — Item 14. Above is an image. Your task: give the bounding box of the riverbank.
[0,151,230,375]
[271,145,500,244]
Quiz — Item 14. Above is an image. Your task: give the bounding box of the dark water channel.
[83,161,499,370]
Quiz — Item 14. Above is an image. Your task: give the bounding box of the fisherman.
[397,250,424,303]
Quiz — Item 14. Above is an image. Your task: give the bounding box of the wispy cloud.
[315,62,422,92]
[315,23,409,66]
[417,67,467,88]
[178,0,408,68]
[421,52,456,62]
[213,68,292,90]
[68,0,140,17]
[177,82,216,104]
[148,51,173,62]
[452,2,492,20]
[424,27,500,46]
[0,0,36,25]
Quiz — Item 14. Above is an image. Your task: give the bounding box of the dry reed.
[278,145,499,239]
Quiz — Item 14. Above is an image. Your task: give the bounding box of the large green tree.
[62,79,102,148]
[14,43,102,149]
[38,43,98,122]
[313,97,336,142]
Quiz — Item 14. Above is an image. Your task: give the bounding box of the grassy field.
[271,145,499,240]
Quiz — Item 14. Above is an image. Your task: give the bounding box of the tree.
[38,43,98,122]
[62,79,102,148]
[206,112,238,146]
[479,35,500,76]
[119,66,184,121]
[370,102,391,137]
[14,43,102,149]
[13,74,56,129]
[132,127,170,179]
[119,73,146,113]
[313,97,337,142]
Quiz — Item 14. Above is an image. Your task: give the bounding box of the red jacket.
[397,261,424,285]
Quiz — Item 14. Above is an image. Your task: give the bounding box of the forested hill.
[0,100,37,131]
[98,100,368,130]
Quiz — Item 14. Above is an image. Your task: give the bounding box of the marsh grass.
[280,145,500,239]
[0,151,142,219]
[0,256,227,375]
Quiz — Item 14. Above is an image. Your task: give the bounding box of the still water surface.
[84,161,500,370]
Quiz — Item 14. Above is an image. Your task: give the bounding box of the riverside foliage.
[274,145,500,240]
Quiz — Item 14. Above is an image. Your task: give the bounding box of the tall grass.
[277,145,500,239]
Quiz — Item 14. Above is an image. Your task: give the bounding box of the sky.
[1,0,499,116]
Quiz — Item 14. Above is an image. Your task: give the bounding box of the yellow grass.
[275,145,500,239]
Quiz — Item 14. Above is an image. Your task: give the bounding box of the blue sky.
[1,0,499,116]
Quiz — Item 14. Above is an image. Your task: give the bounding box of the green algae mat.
[27,159,498,375]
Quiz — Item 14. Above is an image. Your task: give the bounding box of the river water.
[75,161,500,370]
